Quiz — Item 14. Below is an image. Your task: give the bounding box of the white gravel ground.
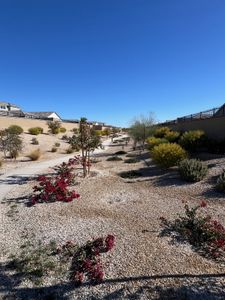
[0,140,225,300]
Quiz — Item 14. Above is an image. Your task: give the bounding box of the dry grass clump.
[27,149,41,161]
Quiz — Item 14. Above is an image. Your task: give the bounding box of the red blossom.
[200,200,207,208]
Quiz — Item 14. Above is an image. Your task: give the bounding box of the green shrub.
[47,120,61,134]
[27,149,41,161]
[152,143,187,168]
[60,127,66,133]
[37,127,44,134]
[124,158,140,163]
[119,170,142,178]
[0,159,2,168]
[28,127,43,135]
[107,156,123,161]
[216,170,225,192]
[179,130,205,152]
[54,142,60,147]
[7,125,23,135]
[51,147,57,152]
[31,137,39,145]
[164,131,180,143]
[154,126,171,138]
[146,137,168,150]
[179,159,208,182]
[114,151,127,155]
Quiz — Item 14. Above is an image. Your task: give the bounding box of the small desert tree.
[129,113,155,150]
[0,129,23,159]
[47,120,61,134]
[69,118,102,177]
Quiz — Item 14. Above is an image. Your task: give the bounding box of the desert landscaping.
[0,120,225,300]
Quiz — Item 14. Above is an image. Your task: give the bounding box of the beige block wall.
[0,116,79,133]
[168,116,225,140]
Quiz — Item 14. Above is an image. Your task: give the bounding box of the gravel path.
[0,140,225,300]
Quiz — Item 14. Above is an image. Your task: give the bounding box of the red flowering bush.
[31,157,82,205]
[9,235,115,286]
[160,201,225,260]
[31,175,80,205]
[53,156,81,185]
[68,234,115,285]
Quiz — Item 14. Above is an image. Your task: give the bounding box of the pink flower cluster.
[70,234,115,285]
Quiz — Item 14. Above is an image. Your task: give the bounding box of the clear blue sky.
[1,0,225,127]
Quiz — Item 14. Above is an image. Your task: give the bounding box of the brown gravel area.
[0,141,225,300]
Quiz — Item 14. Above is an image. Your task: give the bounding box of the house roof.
[0,101,20,108]
[25,112,61,119]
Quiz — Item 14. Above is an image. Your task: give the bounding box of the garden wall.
[168,116,225,140]
[0,116,79,133]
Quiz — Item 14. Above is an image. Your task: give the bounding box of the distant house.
[0,101,21,112]
[0,101,24,116]
[25,112,62,121]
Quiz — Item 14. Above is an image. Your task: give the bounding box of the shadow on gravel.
[0,172,56,186]
[0,175,37,186]
[201,188,225,200]
[2,195,31,206]
[1,263,225,300]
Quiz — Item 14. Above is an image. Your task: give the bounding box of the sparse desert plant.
[160,201,225,259]
[179,130,205,152]
[28,127,43,135]
[124,158,140,163]
[60,127,67,133]
[119,170,142,178]
[51,147,57,152]
[179,159,208,182]
[114,150,127,155]
[27,149,41,161]
[107,156,123,161]
[129,113,155,149]
[152,143,187,168]
[47,120,62,134]
[0,159,2,168]
[7,125,23,135]
[0,130,23,159]
[31,137,39,145]
[216,170,225,193]
[55,142,60,147]
[146,137,168,150]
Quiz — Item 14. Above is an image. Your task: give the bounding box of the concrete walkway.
[0,138,112,202]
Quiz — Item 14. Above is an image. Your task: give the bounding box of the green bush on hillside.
[28,127,43,135]
[7,125,23,135]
